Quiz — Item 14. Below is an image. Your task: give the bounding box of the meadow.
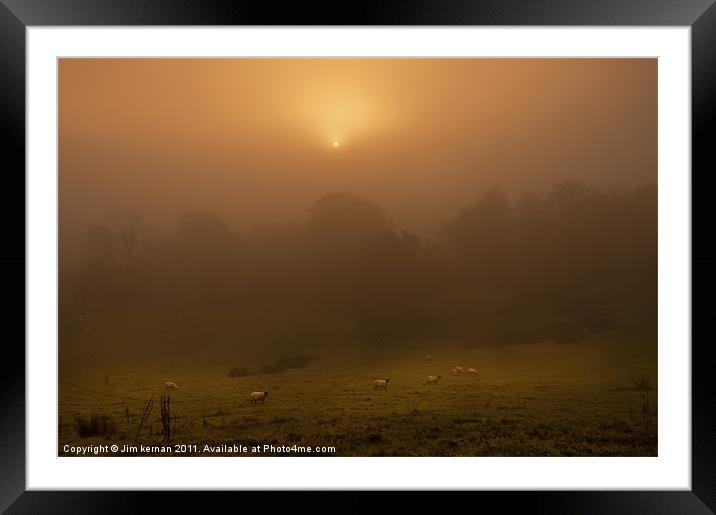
[59,336,657,457]
[57,57,658,459]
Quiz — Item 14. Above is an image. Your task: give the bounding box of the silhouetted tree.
[442,188,515,274]
[308,192,391,242]
[85,211,153,298]
[305,193,393,311]
[163,211,242,303]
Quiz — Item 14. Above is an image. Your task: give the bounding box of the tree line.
[62,180,656,350]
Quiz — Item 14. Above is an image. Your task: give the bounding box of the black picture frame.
[1,1,714,513]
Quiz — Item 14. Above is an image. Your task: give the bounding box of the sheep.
[426,375,442,384]
[374,378,390,390]
[455,366,465,374]
[249,391,269,404]
[425,355,433,361]
[164,381,178,390]
[467,368,478,376]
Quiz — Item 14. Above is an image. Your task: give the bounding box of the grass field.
[59,336,657,457]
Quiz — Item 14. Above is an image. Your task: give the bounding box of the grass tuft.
[73,413,117,437]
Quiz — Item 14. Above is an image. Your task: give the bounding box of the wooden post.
[132,396,153,446]
[160,395,171,443]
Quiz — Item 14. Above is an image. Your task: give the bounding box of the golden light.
[332,141,340,148]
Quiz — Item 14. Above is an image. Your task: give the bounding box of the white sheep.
[249,391,269,404]
[374,378,390,390]
[455,366,465,374]
[467,368,478,376]
[425,355,433,361]
[426,375,442,384]
[164,381,178,390]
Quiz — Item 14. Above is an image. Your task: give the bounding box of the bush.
[258,354,319,375]
[276,353,319,370]
[259,363,285,375]
[227,367,251,377]
[73,413,117,438]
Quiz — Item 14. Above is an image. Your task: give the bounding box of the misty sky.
[59,58,656,253]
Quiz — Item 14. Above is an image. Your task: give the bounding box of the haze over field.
[58,58,657,457]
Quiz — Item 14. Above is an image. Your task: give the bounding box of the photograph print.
[59,58,657,457]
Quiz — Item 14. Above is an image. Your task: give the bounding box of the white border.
[27,27,691,490]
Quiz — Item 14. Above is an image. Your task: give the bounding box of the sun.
[332,141,340,148]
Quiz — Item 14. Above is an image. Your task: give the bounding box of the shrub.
[259,363,285,375]
[276,353,319,370]
[227,367,251,377]
[258,354,319,375]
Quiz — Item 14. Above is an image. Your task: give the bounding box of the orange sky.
[59,58,656,248]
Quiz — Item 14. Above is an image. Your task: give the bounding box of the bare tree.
[89,211,152,291]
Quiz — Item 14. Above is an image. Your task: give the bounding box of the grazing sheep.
[426,375,442,384]
[374,378,390,390]
[249,391,269,404]
[425,355,433,361]
[455,366,465,374]
[164,381,178,390]
[467,368,478,376]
